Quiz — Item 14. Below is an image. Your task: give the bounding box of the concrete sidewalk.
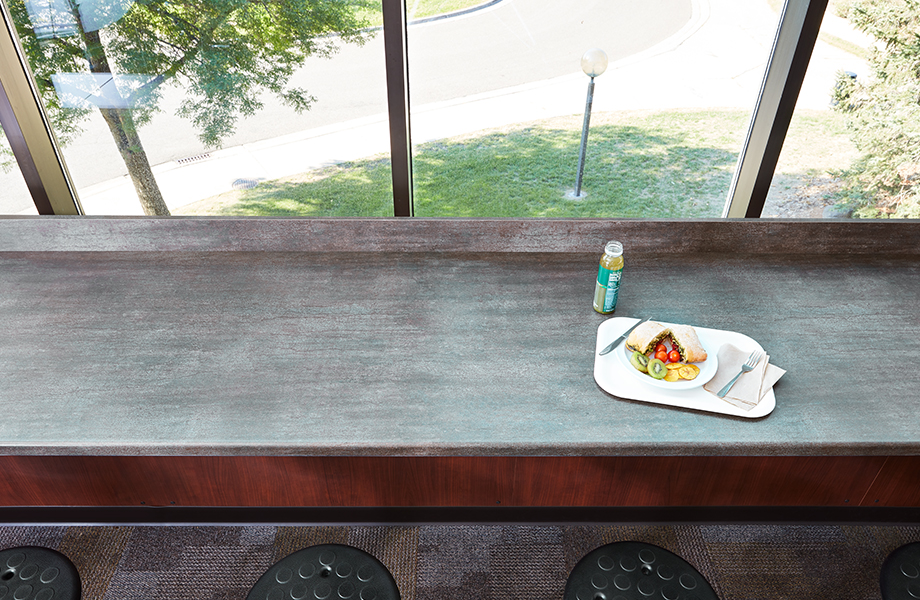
[74,0,869,216]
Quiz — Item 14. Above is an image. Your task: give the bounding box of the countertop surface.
[1,218,918,456]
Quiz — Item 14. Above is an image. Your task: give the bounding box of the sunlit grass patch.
[177,109,855,218]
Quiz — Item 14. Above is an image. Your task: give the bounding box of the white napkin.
[703,343,786,411]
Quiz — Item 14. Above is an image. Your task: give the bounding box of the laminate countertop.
[1,217,918,457]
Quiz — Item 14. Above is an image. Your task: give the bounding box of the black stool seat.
[564,541,718,600]
[246,544,399,600]
[881,542,920,600]
[0,546,81,600]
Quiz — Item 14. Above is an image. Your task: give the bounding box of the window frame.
[723,0,829,217]
[0,0,827,219]
[0,0,81,215]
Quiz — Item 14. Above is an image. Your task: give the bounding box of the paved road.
[220,0,691,147]
[2,0,691,213]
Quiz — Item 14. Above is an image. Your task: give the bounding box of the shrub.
[832,0,920,218]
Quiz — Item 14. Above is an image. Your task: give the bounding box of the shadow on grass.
[180,112,744,217]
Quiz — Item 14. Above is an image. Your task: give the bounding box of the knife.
[597,317,653,356]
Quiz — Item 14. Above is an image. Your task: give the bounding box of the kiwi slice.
[647,358,667,380]
[629,351,650,373]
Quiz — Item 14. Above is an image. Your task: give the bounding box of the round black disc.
[564,541,718,600]
[0,546,81,600]
[246,544,399,600]
[881,542,920,600]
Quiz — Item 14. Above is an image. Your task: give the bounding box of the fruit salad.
[628,338,702,382]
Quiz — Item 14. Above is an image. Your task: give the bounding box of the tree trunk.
[83,29,171,216]
[97,106,171,215]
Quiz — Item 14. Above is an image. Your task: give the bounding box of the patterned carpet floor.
[1,524,918,600]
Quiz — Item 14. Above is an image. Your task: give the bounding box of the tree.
[6,0,374,215]
[832,0,920,218]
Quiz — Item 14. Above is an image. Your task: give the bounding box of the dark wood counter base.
[2,455,917,508]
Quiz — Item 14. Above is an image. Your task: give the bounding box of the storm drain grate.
[175,152,212,165]
[232,178,262,190]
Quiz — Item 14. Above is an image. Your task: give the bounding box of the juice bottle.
[593,241,624,314]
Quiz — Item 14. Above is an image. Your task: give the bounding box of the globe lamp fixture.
[581,48,608,78]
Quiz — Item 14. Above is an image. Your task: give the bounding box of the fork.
[717,351,764,398]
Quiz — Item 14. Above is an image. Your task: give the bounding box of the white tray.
[593,317,775,418]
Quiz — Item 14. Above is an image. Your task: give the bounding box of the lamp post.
[571,48,608,199]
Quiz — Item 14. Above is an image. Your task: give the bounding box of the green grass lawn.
[358,0,485,27]
[177,108,856,218]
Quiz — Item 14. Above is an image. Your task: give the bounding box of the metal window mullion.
[0,0,82,215]
[382,0,413,217]
[723,0,828,218]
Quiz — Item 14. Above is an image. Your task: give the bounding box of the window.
[0,0,833,218]
[1,0,392,216]
[406,0,788,218]
[767,0,920,219]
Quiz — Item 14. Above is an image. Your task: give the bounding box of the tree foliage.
[832,0,920,218]
[108,0,375,146]
[3,0,375,213]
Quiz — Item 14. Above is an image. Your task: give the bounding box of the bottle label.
[595,266,622,313]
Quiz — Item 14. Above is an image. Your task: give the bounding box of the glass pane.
[4,0,391,216]
[768,0,918,219]
[763,0,866,218]
[405,0,782,217]
[0,128,39,214]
